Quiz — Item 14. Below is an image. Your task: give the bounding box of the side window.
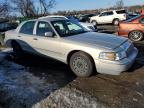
[53,22,66,35]
[107,11,113,16]
[36,21,54,36]
[100,12,107,17]
[20,21,35,35]
[100,11,113,17]
[140,18,144,24]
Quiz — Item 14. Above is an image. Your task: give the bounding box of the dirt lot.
[0,27,144,108]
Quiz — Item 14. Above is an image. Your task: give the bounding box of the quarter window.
[116,10,126,14]
[20,21,35,35]
[36,21,54,36]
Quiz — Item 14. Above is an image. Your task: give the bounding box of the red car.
[118,15,144,42]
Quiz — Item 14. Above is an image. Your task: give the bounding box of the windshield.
[51,20,87,37]
[66,16,79,23]
[126,15,141,22]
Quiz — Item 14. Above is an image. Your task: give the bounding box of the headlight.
[99,51,127,61]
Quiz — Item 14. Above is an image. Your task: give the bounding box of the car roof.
[25,17,68,22]
[38,15,66,19]
[102,9,126,13]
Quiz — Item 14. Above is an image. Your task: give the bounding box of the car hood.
[64,32,128,50]
[79,22,94,26]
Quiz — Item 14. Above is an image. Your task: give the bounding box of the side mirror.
[44,32,53,37]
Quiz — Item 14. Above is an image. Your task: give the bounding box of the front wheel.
[91,20,97,26]
[69,52,94,77]
[129,31,143,42]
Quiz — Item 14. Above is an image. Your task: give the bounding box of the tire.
[11,41,22,54]
[69,51,94,77]
[113,19,119,26]
[91,20,97,26]
[129,31,143,42]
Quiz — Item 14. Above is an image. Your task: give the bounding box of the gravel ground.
[0,34,144,108]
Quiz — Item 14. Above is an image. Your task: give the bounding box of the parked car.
[79,14,96,22]
[0,22,17,45]
[90,9,127,25]
[0,22,17,32]
[39,15,97,32]
[4,18,138,77]
[66,16,97,32]
[127,14,138,20]
[141,9,144,14]
[0,33,5,45]
[118,15,144,42]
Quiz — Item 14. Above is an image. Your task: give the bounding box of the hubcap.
[114,20,119,25]
[131,31,141,41]
[92,21,96,25]
[72,57,88,74]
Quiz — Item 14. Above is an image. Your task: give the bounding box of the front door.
[32,21,63,60]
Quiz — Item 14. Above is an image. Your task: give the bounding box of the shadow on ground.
[0,50,76,108]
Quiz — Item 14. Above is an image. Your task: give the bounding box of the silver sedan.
[4,18,138,77]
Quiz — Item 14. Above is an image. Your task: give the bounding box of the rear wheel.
[69,51,94,77]
[113,19,119,26]
[129,31,143,42]
[11,41,22,54]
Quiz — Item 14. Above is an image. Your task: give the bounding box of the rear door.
[18,21,36,52]
[98,11,114,24]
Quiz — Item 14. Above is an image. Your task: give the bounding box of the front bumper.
[95,47,138,75]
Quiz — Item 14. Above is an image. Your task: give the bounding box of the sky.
[51,0,144,12]
[1,0,144,13]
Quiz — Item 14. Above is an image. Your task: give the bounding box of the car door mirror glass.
[45,32,53,37]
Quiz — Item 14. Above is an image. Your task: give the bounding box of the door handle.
[33,38,38,40]
[18,36,21,37]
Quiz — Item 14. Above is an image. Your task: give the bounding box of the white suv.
[90,9,127,25]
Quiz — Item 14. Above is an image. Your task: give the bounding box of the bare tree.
[39,0,56,15]
[0,1,10,17]
[10,0,56,17]
[115,0,124,9]
[10,0,37,17]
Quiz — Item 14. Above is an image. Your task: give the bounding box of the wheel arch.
[5,39,21,48]
[91,20,98,24]
[128,30,144,37]
[67,50,96,68]
[128,29,144,38]
[112,18,120,23]
[113,18,119,21]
